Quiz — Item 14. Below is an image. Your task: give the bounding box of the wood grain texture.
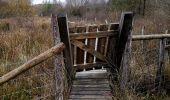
[57,13,74,79]
[70,31,118,40]
[0,43,65,85]
[69,70,113,100]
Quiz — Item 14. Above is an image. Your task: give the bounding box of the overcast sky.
[32,0,65,4]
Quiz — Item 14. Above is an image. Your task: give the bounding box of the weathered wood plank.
[69,69,112,100]
[74,62,108,70]
[71,87,111,91]
[52,14,65,100]
[73,80,109,85]
[70,31,118,40]
[57,13,74,79]
[132,34,170,40]
[72,84,110,88]
[97,24,109,62]
[0,43,65,85]
[86,25,98,64]
[71,91,111,95]
[69,95,112,99]
[71,40,106,61]
[116,12,133,70]
[120,27,132,89]
[76,26,86,64]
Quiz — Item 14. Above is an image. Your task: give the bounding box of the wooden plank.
[71,40,106,61]
[86,25,98,65]
[69,95,112,99]
[155,38,166,92]
[0,43,65,85]
[97,24,109,62]
[132,34,170,40]
[120,27,132,90]
[110,23,119,30]
[76,26,86,64]
[116,12,133,70]
[71,87,111,91]
[57,13,74,79]
[74,62,108,70]
[70,91,111,95]
[73,80,109,85]
[72,84,110,88]
[52,14,65,100]
[70,31,118,40]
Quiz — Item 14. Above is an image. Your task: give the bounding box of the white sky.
[32,0,65,4]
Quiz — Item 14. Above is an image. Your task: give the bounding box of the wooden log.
[57,13,74,79]
[155,38,166,92]
[132,34,170,40]
[0,43,65,85]
[70,31,118,40]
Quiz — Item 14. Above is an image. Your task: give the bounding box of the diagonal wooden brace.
[71,40,106,61]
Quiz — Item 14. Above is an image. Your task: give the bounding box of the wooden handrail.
[0,43,65,85]
[132,34,170,40]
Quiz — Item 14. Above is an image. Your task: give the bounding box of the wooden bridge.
[53,12,133,100]
[0,12,169,99]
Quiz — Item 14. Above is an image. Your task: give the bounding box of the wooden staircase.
[69,69,113,100]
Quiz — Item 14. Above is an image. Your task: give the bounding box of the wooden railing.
[0,43,65,85]
[132,33,170,91]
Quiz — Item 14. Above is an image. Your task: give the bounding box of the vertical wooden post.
[52,14,64,100]
[155,38,166,92]
[120,31,132,89]
[141,26,145,51]
[116,12,133,71]
[165,30,169,62]
[57,13,74,80]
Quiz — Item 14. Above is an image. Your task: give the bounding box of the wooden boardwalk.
[69,69,113,100]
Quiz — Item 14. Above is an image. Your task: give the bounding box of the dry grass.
[0,15,170,99]
[0,17,56,99]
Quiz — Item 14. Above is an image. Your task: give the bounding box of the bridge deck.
[69,69,113,100]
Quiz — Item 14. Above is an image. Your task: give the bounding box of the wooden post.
[141,26,145,51]
[116,12,133,71]
[155,38,166,92]
[57,13,74,80]
[120,30,132,90]
[165,30,169,62]
[52,14,65,100]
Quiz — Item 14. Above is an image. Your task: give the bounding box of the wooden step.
[69,95,112,99]
[69,70,112,100]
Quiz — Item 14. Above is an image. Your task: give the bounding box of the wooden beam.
[116,12,133,70]
[74,62,109,70]
[132,34,170,40]
[51,14,65,100]
[120,29,132,90]
[70,31,118,40]
[155,38,166,92]
[71,40,106,61]
[0,43,65,85]
[57,13,74,79]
